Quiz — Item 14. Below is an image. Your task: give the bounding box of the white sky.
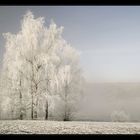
[1,6,140,82]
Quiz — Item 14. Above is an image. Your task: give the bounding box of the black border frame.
[0,0,140,138]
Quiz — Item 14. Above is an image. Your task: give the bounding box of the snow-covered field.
[0,120,140,134]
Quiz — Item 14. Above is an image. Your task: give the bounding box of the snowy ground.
[0,120,140,134]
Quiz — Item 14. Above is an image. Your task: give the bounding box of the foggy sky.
[1,6,140,82]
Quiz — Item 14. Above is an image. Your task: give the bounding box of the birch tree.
[0,10,84,120]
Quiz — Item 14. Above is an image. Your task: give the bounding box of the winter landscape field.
[1,6,140,135]
[0,120,140,134]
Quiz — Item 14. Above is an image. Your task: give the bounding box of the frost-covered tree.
[0,11,83,120]
[56,46,82,121]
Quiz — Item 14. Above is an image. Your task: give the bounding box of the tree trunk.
[64,103,67,121]
[45,100,48,120]
[30,79,34,119]
[64,85,69,121]
[33,86,38,120]
[34,110,37,119]
[31,55,34,120]
[20,113,23,120]
[34,99,38,120]
[64,101,69,121]
[31,93,34,119]
[19,78,23,120]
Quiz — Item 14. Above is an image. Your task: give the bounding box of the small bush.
[111,110,130,122]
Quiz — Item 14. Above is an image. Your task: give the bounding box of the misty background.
[1,6,140,121]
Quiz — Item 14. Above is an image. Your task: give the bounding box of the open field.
[0,120,140,134]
